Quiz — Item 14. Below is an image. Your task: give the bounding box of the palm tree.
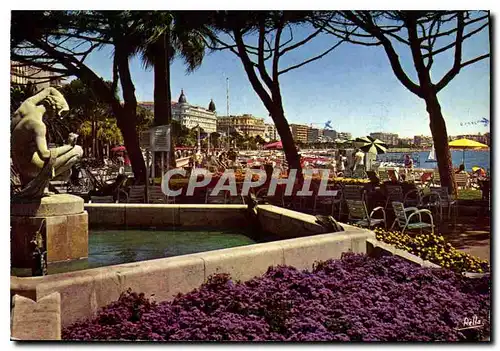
[134,11,214,126]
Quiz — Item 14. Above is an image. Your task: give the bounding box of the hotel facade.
[217,114,266,138]
[139,90,217,134]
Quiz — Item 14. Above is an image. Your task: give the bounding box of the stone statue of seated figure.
[11,87,83,199]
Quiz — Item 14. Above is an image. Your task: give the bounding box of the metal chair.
[423,186,458,226]
[226,193,246,204]
[378,169,389,182]
[89,195,116,203]
[403,187,424,208]
[205,187,227,204]
[384,185,404,209]
[366,170,380,184]
[431,170,441,186]
[387,169,399,182]
[340,184,366,217]
[255,186,285,207]
[116,189,129,203]
[346,199,386,229]
[313,186,342,219]
[342,185,366,201]
[390,201,434,235]
[127,185,146,203]
[454,173,469,189]
[148,186,172,204]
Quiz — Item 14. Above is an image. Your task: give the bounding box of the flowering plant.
[63,254,490,341]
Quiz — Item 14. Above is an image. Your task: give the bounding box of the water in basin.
[12,228,256,276]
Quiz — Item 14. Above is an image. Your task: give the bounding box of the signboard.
[139,130,151,148]
[149,125,171,152]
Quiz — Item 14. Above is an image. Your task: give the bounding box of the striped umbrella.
[354,136,388,154]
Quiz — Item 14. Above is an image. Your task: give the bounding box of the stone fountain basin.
[11,204,373,335]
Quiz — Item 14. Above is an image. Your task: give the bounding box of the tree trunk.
[230,28,303,180]
[270,106,302,180]
[425,93,457,195]
[115,45,147,183]
[153,32,170,126]
[165,30,173,125]
[91,114,96,158]
[158,29,176,168]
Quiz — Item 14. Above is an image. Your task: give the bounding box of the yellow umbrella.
[449,138,488,149]
[449,138,488,168]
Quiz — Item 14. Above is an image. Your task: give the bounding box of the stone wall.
[85,204,248,229]
[12,230,374,329]
[257,204,366,239]
[12,204,374,335]
[11,292,61,340]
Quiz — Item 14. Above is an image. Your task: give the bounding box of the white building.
[172,90,217,133]
[11,61,66,89]
[264,123,280,141]
[139,90,217,134]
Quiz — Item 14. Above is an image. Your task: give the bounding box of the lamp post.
[197,125,201,154]
[226,77,230,150]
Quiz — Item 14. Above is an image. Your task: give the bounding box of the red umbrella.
[111,146,126,152]
[263,141,283,149]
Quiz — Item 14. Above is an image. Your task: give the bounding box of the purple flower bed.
[63,253,490,341]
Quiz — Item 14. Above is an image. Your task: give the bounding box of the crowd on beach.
[178,147,373,178]
[65,145,489,196]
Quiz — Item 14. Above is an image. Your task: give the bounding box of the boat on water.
[425,144,437,163]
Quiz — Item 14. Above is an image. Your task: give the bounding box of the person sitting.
[455,164,466,174]
[474,167,487,178]
[404,154,414,169]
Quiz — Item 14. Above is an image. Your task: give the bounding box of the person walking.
[338,152,346,176]
[353,149,365,178]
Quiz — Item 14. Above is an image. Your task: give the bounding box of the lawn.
[457,189,483,201]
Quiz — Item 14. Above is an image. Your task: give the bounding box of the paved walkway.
[440,216,490,261]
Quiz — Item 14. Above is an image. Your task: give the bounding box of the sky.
[80,12,491,139]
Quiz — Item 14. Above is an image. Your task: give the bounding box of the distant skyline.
[80,13,491,138]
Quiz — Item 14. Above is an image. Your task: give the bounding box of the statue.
[11,87,83,199]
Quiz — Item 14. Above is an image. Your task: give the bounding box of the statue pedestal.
[11,194,88,268]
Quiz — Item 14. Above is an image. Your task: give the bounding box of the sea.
[377,150,490,172]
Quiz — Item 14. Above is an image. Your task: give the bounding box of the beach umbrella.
[263,141,283,150]
[111,145,126,152]
[472,166,486,177]
[449,138,488,167]
[354,136,388,155]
